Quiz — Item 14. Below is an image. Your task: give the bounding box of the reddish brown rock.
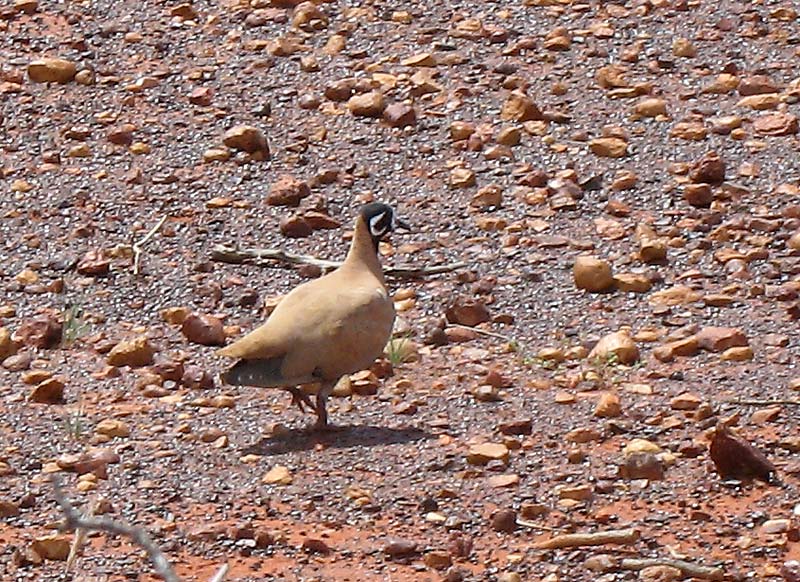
[266,175,310,206]
[181,313,225,346]
[689,151,725,184]
[223,125,270,154]
[27,58,76,83]
[683,183,714,207]
[29,377,65,404]
[279,215,313,238]
[501,90,542,122]
[696,327,748,352]
[383,103,417,128]
[347,92,386,117]
[753,114,798,136]
[106,336,155,367]
[445,297,490,326]
[14,315,62,349]
[76,249,110,276]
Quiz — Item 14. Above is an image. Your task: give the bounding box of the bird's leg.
[313,381,335,430]
[286,387,315,413]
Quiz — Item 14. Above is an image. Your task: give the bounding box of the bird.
[217,201,409,429]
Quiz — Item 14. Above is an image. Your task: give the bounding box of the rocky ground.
[1,0,800,581]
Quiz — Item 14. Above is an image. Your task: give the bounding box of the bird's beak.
[395,217,412,231]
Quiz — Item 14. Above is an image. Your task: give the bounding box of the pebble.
[27,58,76,83]
[501,90,542,122]
[94,418,130,438]
[589,137,628,158]
[266,174,310,206]
[347,91,386,117]
[640,565,682,582]
[594,392,622,418]
[573,256,615,292]
[383,103,416,128]
[696,327,748,352]
[280,215,313,238]
[262,465,292,485]
[0,327,17,359]
[29,377,65,404]
[223,125,270,155]
[383,538,418,558]
[107,336,155,367]
[15,315,62,349]
[30,535,70,561]
[490,509,517,532]
[589,329,639,364]
[445,297,489,326]
[620,452,665,480]
[466,442,509,465]
[181,313,225,346]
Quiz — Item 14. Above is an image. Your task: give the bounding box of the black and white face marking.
[368,208,394,238]
[360,202,396,241]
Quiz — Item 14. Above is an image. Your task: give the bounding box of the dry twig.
[210,244,467,279]
[535,527,640,550]
[447,323,516,343]
[51,476,227,582]
[620,557,724,580]
[133,215,168,276]
[724,399,800,407]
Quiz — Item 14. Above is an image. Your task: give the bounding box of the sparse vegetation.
[61,303,88,348]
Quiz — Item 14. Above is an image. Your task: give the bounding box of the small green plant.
[62,303,88,347]
[385,332,416,366]
[63,406,86,441]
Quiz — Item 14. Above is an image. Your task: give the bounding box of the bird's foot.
[287,387,315,413]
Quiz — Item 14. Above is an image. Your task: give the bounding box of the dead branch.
[51,476,227,582]
[447,323,516,343]
[724,399,800,407]
[133,215,168,276]
[620,557,724,580]
[534,527,640,550]
[210,244,467,279]
[66,497,98,569]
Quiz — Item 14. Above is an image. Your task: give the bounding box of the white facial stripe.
[369,211,389,235]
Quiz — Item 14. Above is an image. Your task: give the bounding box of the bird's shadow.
[242,424,433,456]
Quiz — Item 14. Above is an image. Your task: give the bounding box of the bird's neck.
[343,217,385,281]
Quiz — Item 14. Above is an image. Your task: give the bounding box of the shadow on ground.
[242,424,433,456]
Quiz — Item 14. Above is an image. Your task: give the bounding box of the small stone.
[266,174,310,206]
[170,3,198,19]
[450,121,475,141]
[490,509,517,533]
[585,554,618,573]
[384,538,418,558]
[670,121,708,140]
[106,336,155,368]
[753,114,798,136]
[565,427,602,443]
[0,327,18,359]
[280,215,313,238]
[423,550,452,570]
[634,98,667,117]
[788,231,800,250]
[672,38,696,57]
[640,565,682,582]
[0,499,20,517]
[76,249,110,276]
[445,297,490,326]
[620,452,665,480]
[27,58,77,83]
[488,474,520,488]
[761,519,791,535]
[188,87,213,106]
[203,147,231,162]
[223,125,270,154]
[721,346,754,361]
[15,315,62,349]
[30,535,71,561]
[670,392,702,410]
[383,103,416,128]
[689,151,726,184]
[498,419,532,435]
[649,285,701,306]
[95,418,130,438]
[107,124,136,146]
[589,330,639,365]
[696,327,748,352]
[501,90,542,122]
[262,465,292,485]
[466,443,509,465]
[589,137,628,158]
[347,91,386,117]
[449,167,476,189]
[594,392,622,418]
[181,366,215,389]
[624,439,662,455]
[181,313,225,346]
[573,256,615,292]
[614,273,652,293]
[302,538,331,554]
[683,184,714,208]
[470,184,503,209]
[29,377,65,404]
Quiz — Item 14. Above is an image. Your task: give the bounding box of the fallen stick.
[66,497,98,570]
[133,215,168,275]
[535,527,640,549]
[51,476,227,582]
[210,244,467,279]
[447,323,516,343]
[724,399,800,407]
[620,557,724,580]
